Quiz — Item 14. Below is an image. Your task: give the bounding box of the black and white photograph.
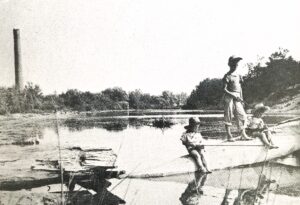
[0,0,300,204]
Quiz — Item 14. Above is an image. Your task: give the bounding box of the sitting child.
[246,104,278,149]
[181,117,211,173]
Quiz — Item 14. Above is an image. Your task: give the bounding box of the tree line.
[184,49,300,109]
[0,84,188,114]
[1,49,298,114]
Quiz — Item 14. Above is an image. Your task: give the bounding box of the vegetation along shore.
[0,49,299,115]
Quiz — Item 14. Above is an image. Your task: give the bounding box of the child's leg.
[199,148,211,172]
[240,127,252,140]
[264,130,274,145]
[256,132,272,147]
[224,95,235,141]
[264,131,278,148]
[225,125,234,141]
[189,149,205,171]
[235,101,251,140]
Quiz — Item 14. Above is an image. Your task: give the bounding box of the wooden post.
[13,29,23,91]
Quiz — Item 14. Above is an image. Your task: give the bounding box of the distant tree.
[23,83,43,110]
[175,92,188,107]
[59,89,84,110]
[42,94,59,111]
[0,88,9,114]
[102,87,129,102]
[5,87,24,113]
[184,78,223,109]
[129,89,143,109]
[161,91,176,108]
[139,93,153,109]
[152,96,169,109]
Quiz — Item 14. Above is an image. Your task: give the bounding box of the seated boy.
[181,117,211,173]
[246,104,278,149]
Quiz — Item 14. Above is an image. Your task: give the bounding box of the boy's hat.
[228,55,243,66]
[253,103,270,115]
[184,117,201,130]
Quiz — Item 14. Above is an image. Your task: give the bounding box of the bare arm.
[240,87,244,100]
[224,83,239,99]
[240,75,244,100]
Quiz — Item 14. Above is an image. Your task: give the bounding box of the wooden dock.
[0,145,124,191]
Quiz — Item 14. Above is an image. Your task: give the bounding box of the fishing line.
[110,162,142,192]
[273,117,300,127]
[123,176,133,200]
[238,167,245,190]
[225,168,232,190]
[265,163,273,205]
[254,148,269,203]
[270,165,283,205]
[98,129,127,205]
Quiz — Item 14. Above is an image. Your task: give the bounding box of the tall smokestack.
[13,29,23,90]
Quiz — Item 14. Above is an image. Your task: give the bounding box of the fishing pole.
[203,144,264,147]
[53,95,64,205]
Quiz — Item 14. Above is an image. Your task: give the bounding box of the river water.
[1,111,300,204]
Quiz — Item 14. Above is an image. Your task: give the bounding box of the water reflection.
[221,175,276,205]
[0,122,44,146]
[178,171,277,205]
[180,172,207,205]
[143,162,300,205]
[1,113,291,143]
[63,118,130,132]
[63,117,181,132]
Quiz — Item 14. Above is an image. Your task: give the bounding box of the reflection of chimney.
[13,29,23,90]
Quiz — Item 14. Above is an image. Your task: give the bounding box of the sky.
[0,0,299,95]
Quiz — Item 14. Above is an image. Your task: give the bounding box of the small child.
[246,104,278,149]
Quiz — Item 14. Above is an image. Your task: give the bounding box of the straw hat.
[184,117,201,130]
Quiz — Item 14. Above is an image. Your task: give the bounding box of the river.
[0,111,299,204]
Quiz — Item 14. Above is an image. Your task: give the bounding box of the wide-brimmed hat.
[253,103,270,115]
[184,117,201,130]
[228,55,243,66]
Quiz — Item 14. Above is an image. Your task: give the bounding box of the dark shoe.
[269,145,279,149]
